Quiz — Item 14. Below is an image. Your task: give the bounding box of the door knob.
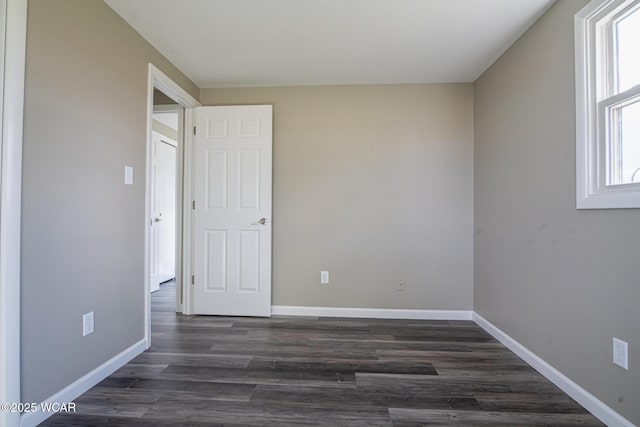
[154,217,163,222]
[252,218,267,225]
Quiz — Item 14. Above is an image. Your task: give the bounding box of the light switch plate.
[124,166,133,185]
[320,271,329,284]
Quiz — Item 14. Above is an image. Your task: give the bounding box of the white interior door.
[193,105,272,316]
[150,130,177,292]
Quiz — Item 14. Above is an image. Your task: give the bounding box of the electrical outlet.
[613,337,628,370]
[320,271,329,284]
[397,279,405,291]
[83,311,94,336]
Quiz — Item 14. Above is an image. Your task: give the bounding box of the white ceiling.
[104,0,555,88]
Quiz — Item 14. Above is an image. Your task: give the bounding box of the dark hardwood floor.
[42,282,603,426]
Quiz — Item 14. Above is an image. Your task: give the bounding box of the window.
[576,0,640,208]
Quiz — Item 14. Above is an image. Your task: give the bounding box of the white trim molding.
[145,64,200,343]
[19,339,147,427]
[180,107,196,315]
[473,313,635,427]
[272,305,473,321]
[0,1,27,427]
[575,0,640,209]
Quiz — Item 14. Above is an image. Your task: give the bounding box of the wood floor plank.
[206,343,380,360]
[389,408,604,426]
[307,337,474,353]
[95,377,256,402]
[356,373,567,396]
[251,384,482,411]
[40,413,222,427]
[142,399,392,426]
[41,281,604,426]
[109,363,170,379]
[161,364,357,386]
[377,349,524,362]
[246,328,399,341]
[131,351,253,369]
[248,359,438,376]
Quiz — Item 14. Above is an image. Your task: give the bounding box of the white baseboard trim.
[20,338,147,427]
[472,313,634,427]
[272,305,473,321]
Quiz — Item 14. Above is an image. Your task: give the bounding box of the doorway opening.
[144,64,200,347]
[150,98,180,296]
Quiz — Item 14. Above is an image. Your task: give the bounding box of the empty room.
[0,0,638,426]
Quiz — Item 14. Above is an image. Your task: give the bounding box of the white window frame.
[575,0,640,209]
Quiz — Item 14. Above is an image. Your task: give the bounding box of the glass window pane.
[616,7,640,93]
[612,100,640,185]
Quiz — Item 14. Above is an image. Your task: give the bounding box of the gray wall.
[201,85,474,310]
[474,0,640,424]
[154,89,177,105]
[21,0,198,403]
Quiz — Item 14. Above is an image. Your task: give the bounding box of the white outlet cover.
[613,337,628,370]
[83,311,94,336]
[320,271,329,284]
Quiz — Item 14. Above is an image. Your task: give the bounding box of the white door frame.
[0,1,26,426]
[145,64,199,346]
